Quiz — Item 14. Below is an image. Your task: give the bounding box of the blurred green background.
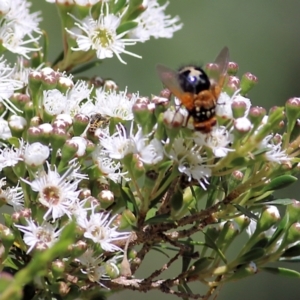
[30,0,300,299]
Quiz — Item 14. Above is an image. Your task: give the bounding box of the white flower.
[178,152,211,190]
[216,90,251,120]
[14,219,62,254]
[166,137,211,189]
[43,89,67,115]
[43,80,92,116]
[65,80,92,115]
[24,142,50,167]
[77,207,130,252]
[129,0,182,42]
[134,129,164,164]
[22,162,82,220]
[0,0,42,58]
[99,125,136,160]
[234,117,252,132]
[70,136,88,157]
[94,88,137,121]
[0,118,12,140]
[193,126,234,158]
[92,147,127,183]
[46,0,75,3]
[66,4,142,64]
[0,57,24,113]
[3,0,42,36]
[259,135,290,163]
[8,115,27,131]
[99,123,163,165]
[0,24,41,59]
[0,142,24,171]
[74,0,101,5]
[0,178,24,211]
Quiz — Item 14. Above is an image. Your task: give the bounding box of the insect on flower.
[156,47,229,133]
[88,113,110,133]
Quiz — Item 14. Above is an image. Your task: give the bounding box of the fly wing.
[156,64,186,100]
[209,46,229,86]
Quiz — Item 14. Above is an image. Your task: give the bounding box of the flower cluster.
[0,0,41,58]
[53,0,182,65]
[0,1,300,300]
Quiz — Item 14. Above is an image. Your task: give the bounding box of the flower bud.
[52,259,65,278]
[240,72,258,95]
[38,123,54,145]
[227,61,239,75]
[60,139,79,165]
[233,117,252,138]
[248,106,266,129]
[50,127,70,154]
[132,97,155,131]
[205,62,220,79]
[216,221,240,251]
[286,200,300,226]
[256,206,280,232]
[134,153,146,172]
[0,224,14,247]
[70,136,88,157]
[10,93,30,111]
[285,97,300,133]
[105,262,120,279]
[284,223,300,246]
[8,115,27,138]
[30,116,43,127]
[27,126,43,144]
[231,100,247,118]
[73,113,90,136]
[234,214,250,233]
[24,101,35,120]
[98,190,114,206]
[28,70,42,96]
[223,76,240,96]
[57,76,74,94]
[119,209,137,229]
[41,67,59,90]
[24,142,50,167]
[225,262,258,282]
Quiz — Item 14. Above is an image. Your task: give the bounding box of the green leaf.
[266,213,289,247]
[3,213,13,227]
[181,238,194,273]
[280,257,300,262]
[0,275,22,300]
[259,198,296,206]
[262,267,300,278]
[251,237,269,249]
[203,231,227,264]
[144,213,172,225]
[72,60,102,74]
[178,282,192,300]
[151,247,170,258]
[116,21,138,35]
[121,187,139,215]
[233,204,259,220]
[189,257,214,275]
[262,175,297,192]
[282,244,300,258]
[6,137,20,148]
[2,256,19,271]
[237,248,265,265]
[113,0,127,14]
